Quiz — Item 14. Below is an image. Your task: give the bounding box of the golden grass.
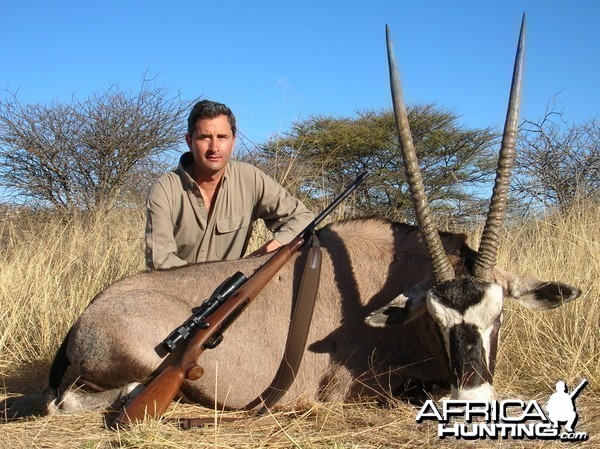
[0,203,599,447]
[494,204,600,396]
[0,210,146,374]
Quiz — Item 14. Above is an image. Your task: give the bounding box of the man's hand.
[247,239,283,257]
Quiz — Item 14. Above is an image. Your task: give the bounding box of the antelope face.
[426,277,503,400]
[365,265,581,400]
[365,276,503,401]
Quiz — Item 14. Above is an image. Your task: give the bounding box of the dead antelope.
[41,16,580,416]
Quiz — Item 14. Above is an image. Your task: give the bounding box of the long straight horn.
[386,25,455,283]
[473,14,526,281]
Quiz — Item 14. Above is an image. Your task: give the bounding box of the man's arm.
[254,169,315,246]
[145,181,189,270]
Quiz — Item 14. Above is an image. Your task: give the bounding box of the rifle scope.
[162,271,248,352]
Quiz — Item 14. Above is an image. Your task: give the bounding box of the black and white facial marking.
[426,276,503,400]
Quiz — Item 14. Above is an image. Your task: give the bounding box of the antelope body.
[43,15,581,416]
[46,217,579,414]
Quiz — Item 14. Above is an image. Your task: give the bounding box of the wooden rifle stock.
[116,236,305,425]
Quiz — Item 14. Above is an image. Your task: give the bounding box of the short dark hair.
[187,100,237,137]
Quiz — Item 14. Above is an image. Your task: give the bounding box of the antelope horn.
[386,25,455,284]
[472,14,526,281]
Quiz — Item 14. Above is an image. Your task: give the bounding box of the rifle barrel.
[305,171,370,233]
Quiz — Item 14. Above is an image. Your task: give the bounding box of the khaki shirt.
[145,153,314,269]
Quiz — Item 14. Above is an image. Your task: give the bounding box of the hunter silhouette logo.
[546,379,588,434]
[416,379,589,441]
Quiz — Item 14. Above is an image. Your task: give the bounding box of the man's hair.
[187,100,237,137]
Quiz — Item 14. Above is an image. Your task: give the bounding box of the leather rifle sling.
[246,231,322,411]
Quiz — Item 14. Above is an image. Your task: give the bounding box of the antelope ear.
[506,276,582,310]
[365,282,429,328]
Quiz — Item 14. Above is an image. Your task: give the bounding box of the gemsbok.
[37,16,580,417]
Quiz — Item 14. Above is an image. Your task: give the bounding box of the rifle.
[569,379,588,400]
[116,171,369,425]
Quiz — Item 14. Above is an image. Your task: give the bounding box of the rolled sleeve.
[145,181,189,270]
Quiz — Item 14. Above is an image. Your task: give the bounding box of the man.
[145,99,314,270]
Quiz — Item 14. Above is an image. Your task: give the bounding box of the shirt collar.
[177,152,197,192]
[176,151,230,192]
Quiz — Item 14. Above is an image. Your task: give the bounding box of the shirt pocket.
[215,211,252,234]
[214,211,254,260]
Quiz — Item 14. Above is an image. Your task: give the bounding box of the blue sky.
[2,1,598,152]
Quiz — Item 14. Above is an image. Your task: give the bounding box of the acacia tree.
[0,81,190,212]
[513,113,600,212]
[257,105,498,221]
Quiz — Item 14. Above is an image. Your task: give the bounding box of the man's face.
[185,114,235,178]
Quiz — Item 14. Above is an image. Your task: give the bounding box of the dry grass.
[494,205,600,396]
[0,209,146,373]
[0,203,599,447]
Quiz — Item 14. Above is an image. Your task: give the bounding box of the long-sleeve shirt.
[145,152,314,269]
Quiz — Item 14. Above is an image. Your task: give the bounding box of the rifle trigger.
[203,333,224,349]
